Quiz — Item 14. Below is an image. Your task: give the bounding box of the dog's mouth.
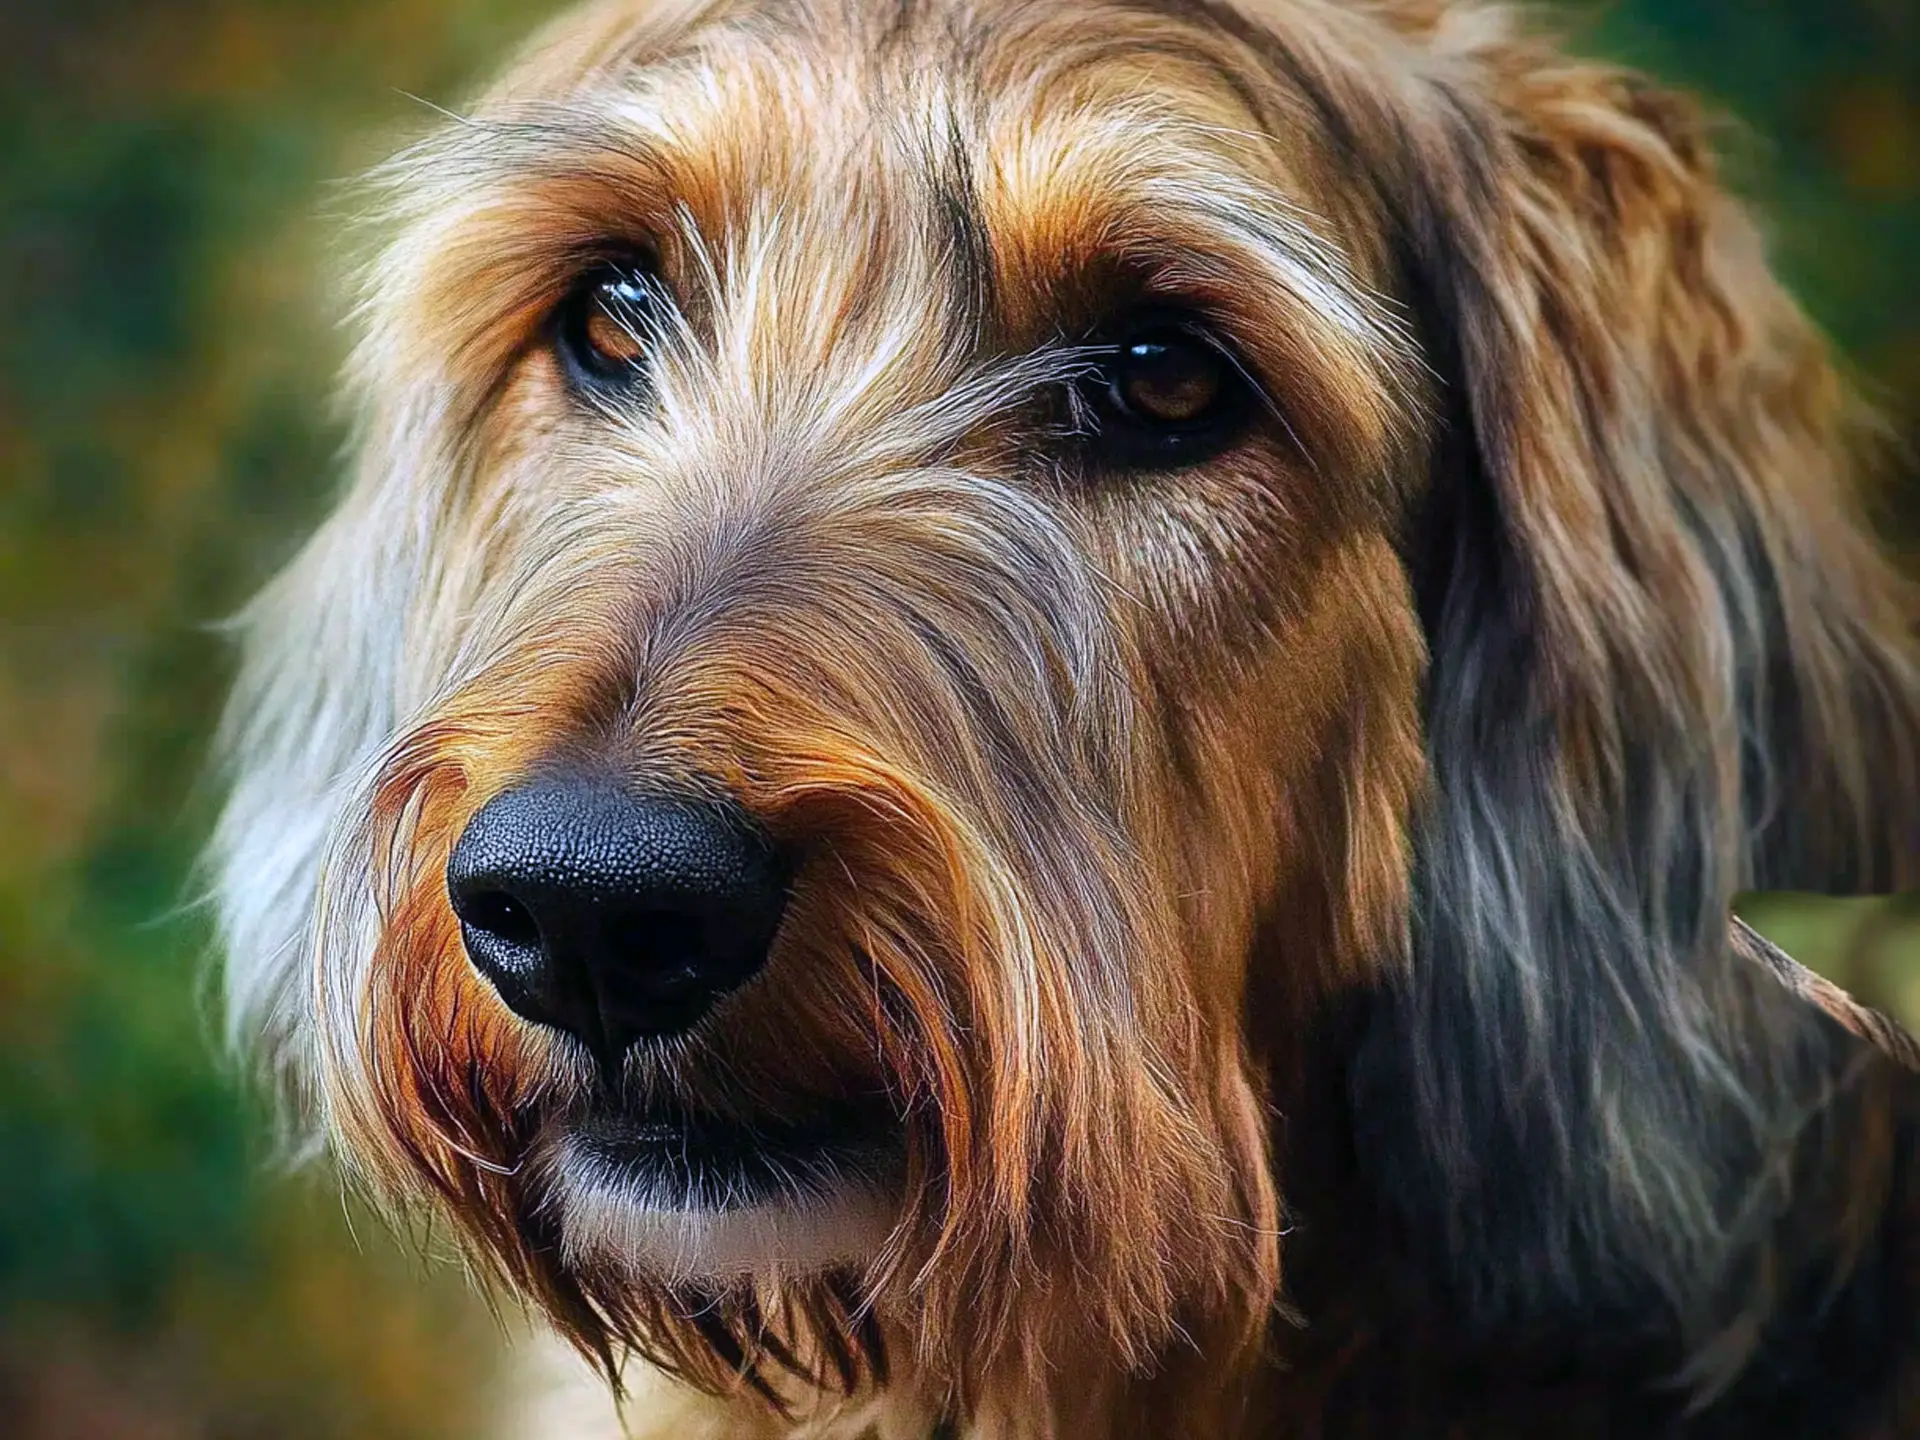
[566,1099,903,1210]
[549,1097,906,1278]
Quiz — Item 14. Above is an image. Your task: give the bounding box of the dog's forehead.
[513,0,1287,131]
[489,0,1344,279]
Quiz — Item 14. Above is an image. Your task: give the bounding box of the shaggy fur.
[214,0,1920,1434]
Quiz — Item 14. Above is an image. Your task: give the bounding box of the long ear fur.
[1318,6,1920,1363]
[210,404,443,1129]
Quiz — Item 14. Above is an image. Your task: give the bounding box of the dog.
[212,0,1920,1434]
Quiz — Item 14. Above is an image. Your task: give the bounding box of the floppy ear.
[1332,14,1920,1363]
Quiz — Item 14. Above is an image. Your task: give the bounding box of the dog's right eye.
[554,259,665,396]
[1069,310,1254,471]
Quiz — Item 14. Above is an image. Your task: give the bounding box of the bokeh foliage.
[1,2,553,1433]
[1,1,1916,1433]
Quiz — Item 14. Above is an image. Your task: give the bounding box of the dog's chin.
[549,1102,904,1282]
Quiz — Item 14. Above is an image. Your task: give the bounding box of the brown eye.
[1077,313,1251,468]
[1110,332,1228,425]
[556,259,664,395]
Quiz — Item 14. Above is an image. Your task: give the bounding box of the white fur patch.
[550,1131,898,1282]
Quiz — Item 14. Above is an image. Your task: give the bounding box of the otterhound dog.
[214,0,1920,1434]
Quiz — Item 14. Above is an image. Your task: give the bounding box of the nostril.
[448,871,567,1036]
[460,888,543,952]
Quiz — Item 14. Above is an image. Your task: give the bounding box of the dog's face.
[217,0,1918,1424]
[232,0,1429,1382]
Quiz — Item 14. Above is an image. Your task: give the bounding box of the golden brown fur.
[213,1,1920,1434]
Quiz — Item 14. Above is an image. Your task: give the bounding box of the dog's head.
[214,0,1919,1424]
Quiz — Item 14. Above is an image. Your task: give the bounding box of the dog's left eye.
[1075,315,1250,467]
[554,259,665,395]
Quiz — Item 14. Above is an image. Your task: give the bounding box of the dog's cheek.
[1141,525,1425,1008]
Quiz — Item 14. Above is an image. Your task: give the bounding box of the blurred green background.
[0,1,1916,1435]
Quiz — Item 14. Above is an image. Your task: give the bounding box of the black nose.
[447,776,790,1057]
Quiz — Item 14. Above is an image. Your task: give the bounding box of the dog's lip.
[565,1098,903,1210]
